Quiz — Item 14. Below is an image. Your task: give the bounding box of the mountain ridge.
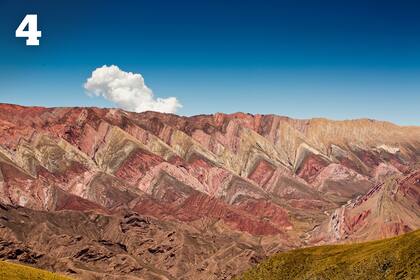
[1,102,418,127]
[0,103,418,279]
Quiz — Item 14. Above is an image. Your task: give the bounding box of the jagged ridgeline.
[0,103,419,279]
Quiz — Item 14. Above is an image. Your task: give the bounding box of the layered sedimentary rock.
[0,103,419,279]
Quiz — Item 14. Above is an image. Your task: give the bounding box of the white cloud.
[84,65,182,113]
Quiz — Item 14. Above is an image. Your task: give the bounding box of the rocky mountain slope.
[0,103,419,279]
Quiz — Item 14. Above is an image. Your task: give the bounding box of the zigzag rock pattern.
[0,103,419,279]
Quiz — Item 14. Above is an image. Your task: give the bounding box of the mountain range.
[0,103,419,279]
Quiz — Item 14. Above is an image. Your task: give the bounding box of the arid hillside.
[237,229,420,280]
[0,103,419,279]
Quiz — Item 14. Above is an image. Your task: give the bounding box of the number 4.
[16,14,42,46]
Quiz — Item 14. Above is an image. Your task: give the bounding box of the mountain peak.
[0,103,419,279]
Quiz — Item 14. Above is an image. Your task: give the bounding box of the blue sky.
[0,0,419,125]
